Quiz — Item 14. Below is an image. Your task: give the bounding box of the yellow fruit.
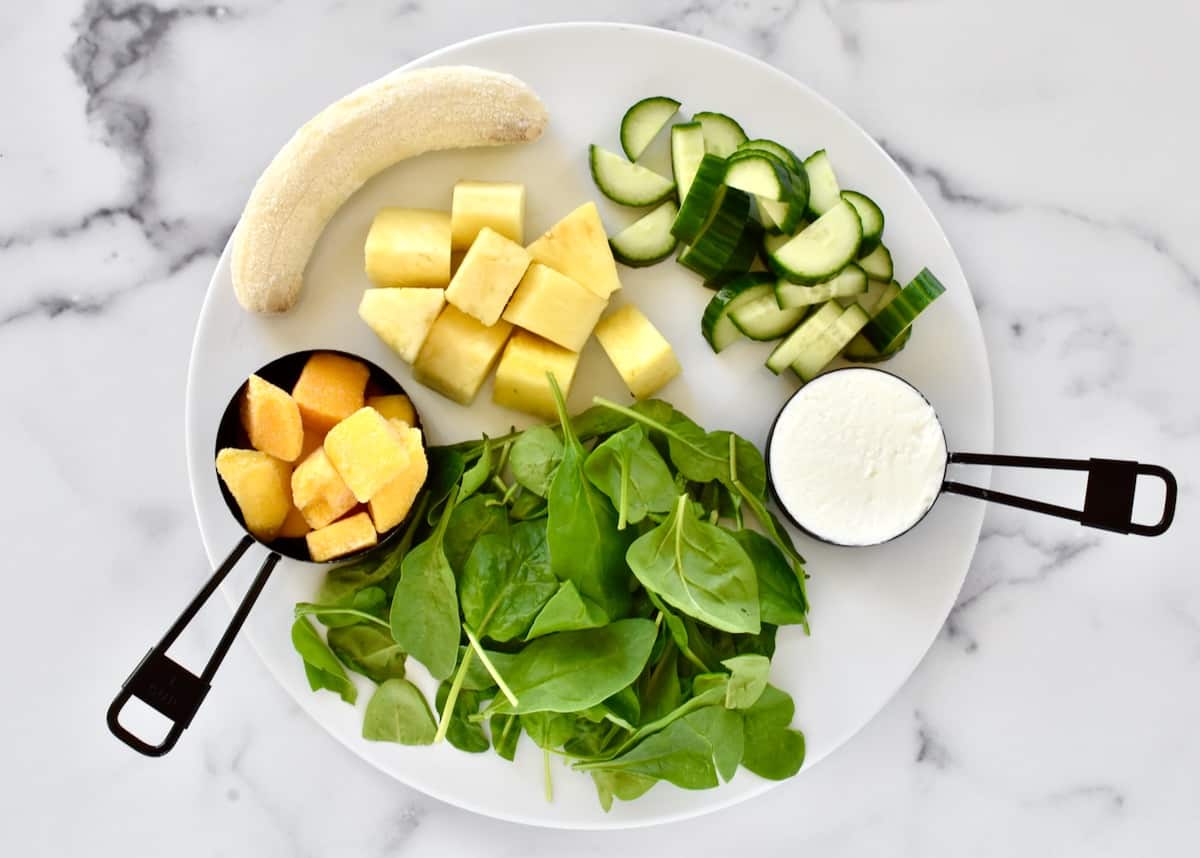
[298,427,326,462]
[502,263,606,352]
[444,227,531,326]
[526,201,621,298]
[323,407,412,502]
[492,330,581,419]
[306,511,378,562]
[358,287,445,363]
[291,447,358,529]
[364,208,451,288]
[278,504,312,539]
[451,180,526,248]
[366,394,416,426]
[368,426,428,532]
[594,304,682,400]
[413,305,512,405]
[239,374,304,462]
[215,448,293,542]
[291,352,370,432]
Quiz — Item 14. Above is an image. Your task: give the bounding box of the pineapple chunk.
[493,330,581,419]
[368,425,428,532]
[358,287,446,363]
[215,448,292,542]
[412,305,512,405]
[366,394,416,427]
[451,180,526,248]
[594,304,682,400]
[364,208,451,288]
[240,374,304,462]
[526,201,622,299]
[445,227,531,325]
[278,504,312,539]
[306,512,378,562]
[323,407,412,502]
[502,263,607,352]
[291,447,358,529]
[291,352,370,432]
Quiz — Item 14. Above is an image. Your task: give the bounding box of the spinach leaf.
[458,437,493,501]
[526,581,608,639]
[327,624,406,683]
[460,521,558,642]
[457,645,519,692]
[435,683,489,753]
[592,771,657,811]
[570,403,637,441]
[508,425,563,497]
[484,619,657,716]
[735,624,778,659]
[639,645,682,723]
[645,590,712,672]
[627,495,760,634]
[424,447,465,524]
[520,712,575,749]
[721,654,770,710]
[294,588,388,629]
[362,678,437,745]
[584,424,676,529]
[741,684,805,779]
[291,617,357,704]
[444,494,509,575]
[589,676,729,761]
[731,529,808,626]
[490,714,521,761]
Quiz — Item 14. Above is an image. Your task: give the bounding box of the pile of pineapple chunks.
[216,353,428,561]
[357,182,682,418]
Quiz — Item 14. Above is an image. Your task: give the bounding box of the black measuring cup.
[107,349,423,756]
[768,367,1177,547]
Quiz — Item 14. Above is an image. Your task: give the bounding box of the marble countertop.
[5,1,1197,854]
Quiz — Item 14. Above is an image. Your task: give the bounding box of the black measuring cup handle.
[107,535,280,756]
[942,454,1177,537]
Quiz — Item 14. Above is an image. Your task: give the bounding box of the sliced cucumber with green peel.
[844,280,902,358]
[737,139,802,172]
[857,242,894,280]
[775,264,868,308]
[771,199,862,284]
[671,121,706,200]
[841,190,884,254]
[620,96,681,161]
[589,145,675,206]
[694,111,748,157]
[765,300,843,374]
[671,154,727,243]
[803,149,841,217]
[724,150,795,202]
[701,272,775,352]
[730,288,808,341]
[609,200,679,267]
[862,268,945,351]
[791,303,870,381]
[843,322,911,362]
[677,187,752,278]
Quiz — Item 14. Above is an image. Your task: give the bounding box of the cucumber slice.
[737,139,802,172]
[701,272,775,352]
[730,289,808,341]
[843,280,901,356]
[803,149,841,217]
[775,264,868,308]
[844,323,912,362]
[694,111,748,157]
[589,145,675,207]
[857,242,893,280]
[609,200,679,267]
[771,199,862,284]
[765,300,843,374]
[791,303,870,381]
[725,151,795,202]
[677,188,752,279]
[620,96,681,162]
[672,154,727,243]
[841,190,884,254]
[863,268,945,351]
[671,122,706,200]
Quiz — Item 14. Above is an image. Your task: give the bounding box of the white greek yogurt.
[768,368,948,545]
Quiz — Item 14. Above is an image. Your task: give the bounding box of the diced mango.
[451,181,525,248]
[291,352,370,433]
[445,227,531,326]
[278,504,312,539]
[323,407,411,502]
[215,448,292,542]
[492,330,581,419]
[299,428,326,462]
[306,511,378,562]
[358,287,446,363]
[368,426,428,532]
[526,201,622,298]
[412,305,512,405]
[291,447,358,529]
[594,304,682,400]
[364,208,451,288]
[239,374,304,462]
[502,263,606,352]
[366,394,416,427]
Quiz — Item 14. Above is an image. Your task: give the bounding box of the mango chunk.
[240,374,304,462]
[366,394,416,427]
[278,504,312,539]
[215,448,292,542]
[364,208,451,288]
[368,425,428,532]
[502,263,606,352]
[493,330,581,419]
[451,181,525,248]
[291,447,358,529]
[323,407,411,502]
[299,427,326,462]
[413,305,512,405]
[445,227,531,326]
[358,287,446,364]
[594,304,682,400]
[526,201,622,298]
[291,352,370,433]
[306,511,378,562]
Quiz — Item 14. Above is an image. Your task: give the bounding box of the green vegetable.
[592,771,657,811]
[444,494,509,575]
[645,590,711,672]
[490,714,521,761]
[460,521,558,643]
[458,437,493,501]
[424,447,465,524]
[435,684,489,753]
[740,684,805,779]
[362,679,437,745]
[721,654,770,709]
[584,424,677,529]
[526,580,609,639]
[508,425,563,496]
[733,529,808,625]
[290,617,357,704]
[327,624,406,683]
[639,644,682,723]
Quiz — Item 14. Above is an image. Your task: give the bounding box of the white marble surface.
[3,0,1197,854]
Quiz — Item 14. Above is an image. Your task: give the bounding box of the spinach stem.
[491,475,509,495]
[495,436,514,477]
[592,397,725,463]
[543,748,554,802]
[464,624,519,706]
[617,460,630,530]
[433,647,475,744]
[293,607,390,630]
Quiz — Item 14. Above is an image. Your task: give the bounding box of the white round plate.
[187,23,992,829]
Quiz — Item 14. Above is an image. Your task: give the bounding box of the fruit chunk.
[239,374,304,462]
[526,201,622,298]
[323,407,412,502]
[358,287,446,363]
[594,304,682,399]
[412,305,512,405]
[364,208,451,288]
[493,330,581,419]
[215,448,293,541]
[445,227,531,326]
[368,425,428,532]
[306,511,378,562]
[291,352,370,432]
[299,428,326,462]
[501,263,607,352]
[451,181,526,248]
[278,504,312,539]
[291,447,358,529]
[366,394,416,426]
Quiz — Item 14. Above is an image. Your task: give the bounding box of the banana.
[232,66,549,313]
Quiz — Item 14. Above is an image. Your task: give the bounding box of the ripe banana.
[232,65,549,313]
